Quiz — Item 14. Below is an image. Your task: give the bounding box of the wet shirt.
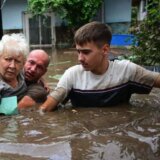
[0,72,27,101]
[50,60,159,107]
[25,77,48,103]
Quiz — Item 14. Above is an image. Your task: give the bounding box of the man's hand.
[39,96,59,112]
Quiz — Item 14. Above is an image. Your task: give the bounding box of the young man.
[39,21,160,112]
[18,49,50,108]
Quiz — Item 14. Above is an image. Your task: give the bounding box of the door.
[23,12,56,47]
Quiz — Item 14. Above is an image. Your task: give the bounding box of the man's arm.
[39,95,59,112]
[153,74,160,88]
[39,87,67,112]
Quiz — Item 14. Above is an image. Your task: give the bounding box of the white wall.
[104,0,132,23]
[2,0,27,30]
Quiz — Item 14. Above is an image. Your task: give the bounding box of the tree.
[130,0,160,66]
[28,0,103,29]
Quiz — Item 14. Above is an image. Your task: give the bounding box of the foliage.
[131,7,138,27]
[129,0,160,66]
[28,0,103,29]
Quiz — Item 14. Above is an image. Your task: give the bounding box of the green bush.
[28,0,102,29]
[129,0,160,66]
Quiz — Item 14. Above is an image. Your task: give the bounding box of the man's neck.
[92,59,109,75]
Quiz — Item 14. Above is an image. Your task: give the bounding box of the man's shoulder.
[69,64,82,69]
[110,59,136,69]
[61,65,84,80]
[67,65,83,72]
[111,59,131,65]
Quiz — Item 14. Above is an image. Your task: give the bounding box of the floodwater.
[0,48,160,160]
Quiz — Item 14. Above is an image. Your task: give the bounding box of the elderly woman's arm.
[18,96,36,109]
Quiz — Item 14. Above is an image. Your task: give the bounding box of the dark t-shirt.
[26,81,48,103]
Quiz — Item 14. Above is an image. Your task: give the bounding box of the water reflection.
[0,118,18,142]
[88,141,136,160]
[0,141,71,159]
[0,48,160,159]
[126,131,160,153]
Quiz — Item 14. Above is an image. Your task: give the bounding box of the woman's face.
[0,51,25,82]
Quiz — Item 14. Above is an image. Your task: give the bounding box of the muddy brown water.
[0,48,160,160]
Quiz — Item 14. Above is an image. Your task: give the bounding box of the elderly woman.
[0,33,29,102]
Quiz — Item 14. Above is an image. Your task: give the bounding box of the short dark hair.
[74,21,112,47]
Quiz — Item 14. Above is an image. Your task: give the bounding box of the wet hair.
[0,33,29,59]
[74,21,112,46]
[74,21,112,47]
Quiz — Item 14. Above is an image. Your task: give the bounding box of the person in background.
[0,33,28,101]
[39,21,160,112]
[18,49,50,109]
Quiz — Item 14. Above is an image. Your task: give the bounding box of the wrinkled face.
[76,42,108,74]
[24,53,47,82]
[0,52,24,82]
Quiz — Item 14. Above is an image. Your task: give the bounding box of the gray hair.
[0,33,29,59]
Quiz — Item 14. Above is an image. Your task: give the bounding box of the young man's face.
[76,42,109,74]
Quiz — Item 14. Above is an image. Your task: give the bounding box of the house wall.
[104,0,131,22]
[1,0,63,32]
[1,0,133,46]
[1,0,132,33]
[1,0,27,31]
[104,0,132,34]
